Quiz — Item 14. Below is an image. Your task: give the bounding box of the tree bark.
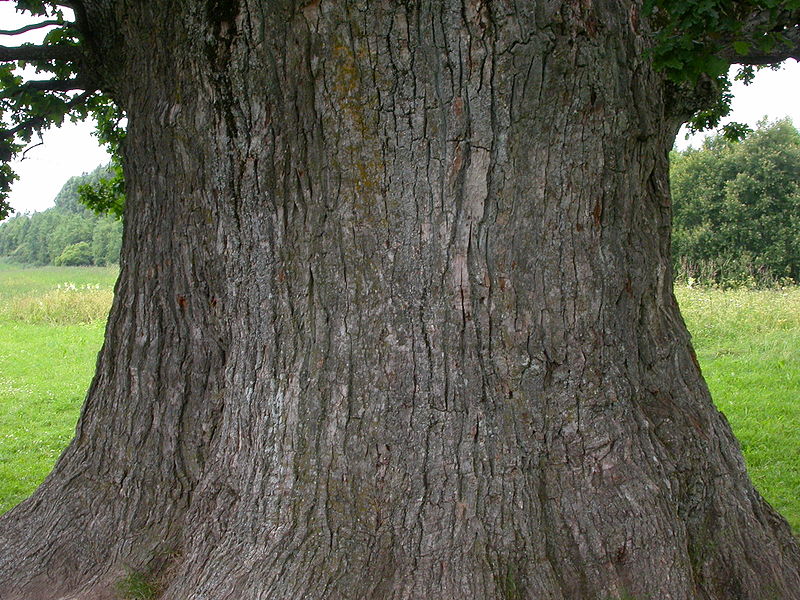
[1,1,798,598]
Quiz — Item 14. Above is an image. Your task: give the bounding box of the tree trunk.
[1,1,798,598]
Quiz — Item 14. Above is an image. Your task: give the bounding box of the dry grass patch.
[2,283,113,324]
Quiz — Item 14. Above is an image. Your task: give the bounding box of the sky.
[2,3,800,215]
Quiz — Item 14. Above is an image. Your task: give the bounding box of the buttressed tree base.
[1,1,799,598]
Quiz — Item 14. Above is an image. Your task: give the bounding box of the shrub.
[54,242,94,267]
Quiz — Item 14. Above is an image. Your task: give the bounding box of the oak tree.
[1,1,800,598]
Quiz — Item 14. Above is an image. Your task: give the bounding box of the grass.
[0,259,118,299]
[0,320,106,512]
[676,285,800,532]
[3,284,114,324]
[0,264,797,535]
[0,262,114,513]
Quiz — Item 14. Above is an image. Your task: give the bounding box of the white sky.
[677,62,800,150]
[2,2,800,214]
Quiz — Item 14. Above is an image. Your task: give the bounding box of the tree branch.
[0,44,82,62]
[21,139,44,159]
[0,21,65,36]
[717,9,800,66]
[2,113,45,140]
[0,89,94,140]
[719,28,800,65]
[16,78,89,92]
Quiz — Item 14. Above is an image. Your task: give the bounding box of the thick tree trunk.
[1,1,799,598]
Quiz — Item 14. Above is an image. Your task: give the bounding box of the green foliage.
[76,97,126,218]
[0,1,127,219]
[49,215,93,258]
[14,1,54,17]
[54,241,92,266]
[671,118,800,286]
[54,165,112,215]
[645,1,795,82]
[0,213,30,256]
[0,165,123,265]
[78,161,125,218]
[8,209,61,265]
[91,218,123,266]
[645,1,800,137]
[1,2,77,218]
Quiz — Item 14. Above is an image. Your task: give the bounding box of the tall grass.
[674,256,797,290]
[0,259,118,299]
[2,284,114,324]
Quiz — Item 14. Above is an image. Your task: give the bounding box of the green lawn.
[0,320,105,511]
[0,264,797,535]
[676,286,800,533]
[0,261,115,512]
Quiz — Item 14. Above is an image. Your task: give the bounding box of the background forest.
[672,118,800,286]
[0,165,121,267]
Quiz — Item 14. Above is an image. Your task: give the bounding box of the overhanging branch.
[1,113,46,140]
[0,89,94,140]
[0,21,65,36]
[0,44,82,62]
[718,13,800,66]
[725,50,800,65]
[16,78,89,92]
[719,36,800,65]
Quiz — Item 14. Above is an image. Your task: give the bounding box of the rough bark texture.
[1,1,799,599]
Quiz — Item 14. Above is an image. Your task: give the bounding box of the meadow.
[0,261,116,512]
[0,262,798,534]
[676,285,800,532]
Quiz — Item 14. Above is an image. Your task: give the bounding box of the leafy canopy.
[646,0,800,138]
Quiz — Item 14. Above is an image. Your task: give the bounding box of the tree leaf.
[732,40,750,55]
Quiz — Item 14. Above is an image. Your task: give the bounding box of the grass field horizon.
[0,262,798,534]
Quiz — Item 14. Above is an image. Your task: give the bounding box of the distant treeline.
[0,166,122,266]
[672,118,800,287]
